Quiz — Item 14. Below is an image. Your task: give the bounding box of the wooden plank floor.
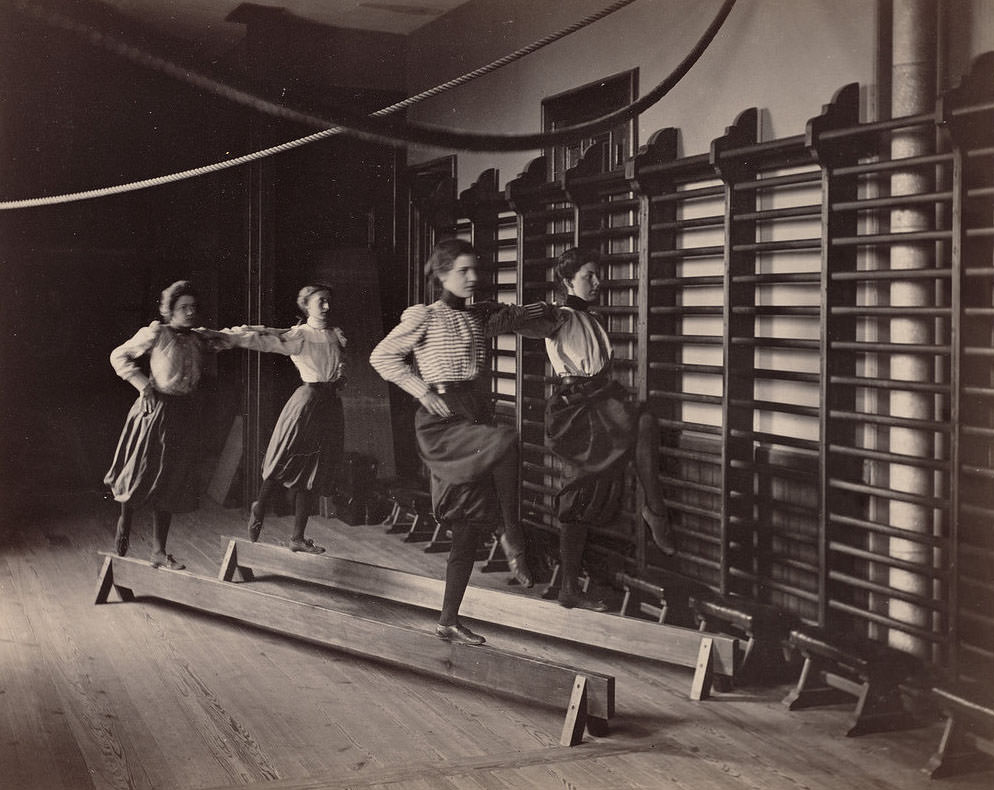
[2,490,991,790]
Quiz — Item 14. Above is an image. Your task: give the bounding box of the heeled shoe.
[435,622,486,645]
[643,505,677,557]
[499,534,533,588]
[247,501,263,542]
[289,537,325,554]
[558,592,608,612]
[150,553,185,570]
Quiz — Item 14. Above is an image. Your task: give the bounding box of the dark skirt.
[415,386,515,526]
[104,391,202,514]
[545,374,635,525]
[262,382,344,496]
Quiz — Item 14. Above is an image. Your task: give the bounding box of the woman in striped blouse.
[370,238,545,646]
[540,248,676,611]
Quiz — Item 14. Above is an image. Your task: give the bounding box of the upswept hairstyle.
[158,280,198,320]
[296,284,334,315]
[424,238,477,281]
[554,247,600,294]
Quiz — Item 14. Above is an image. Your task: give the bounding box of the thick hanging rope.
[2,0,734,210]
[1,0,644,210]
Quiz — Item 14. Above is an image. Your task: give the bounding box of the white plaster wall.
[405,0,881,190]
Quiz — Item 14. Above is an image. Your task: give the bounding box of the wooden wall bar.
[408,52,994,682]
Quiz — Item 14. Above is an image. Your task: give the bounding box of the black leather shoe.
[558,592,608,612]
[435,623,486,645]
[500,535,533,587]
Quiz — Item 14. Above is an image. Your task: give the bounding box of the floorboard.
[2,490,991,790]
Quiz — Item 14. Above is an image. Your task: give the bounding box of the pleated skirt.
[104,391,202,513]
[262,382,344,496]
[415,386,515,525]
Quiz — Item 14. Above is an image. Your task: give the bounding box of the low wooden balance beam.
[218,537,738,699]
[94,554,613,746]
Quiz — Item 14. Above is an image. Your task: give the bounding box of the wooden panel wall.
[408,54,994,681]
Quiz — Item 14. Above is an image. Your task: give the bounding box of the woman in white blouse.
[541,248,675,611]
[105,280,233,570]
[218,285,347,554]
[370,238,547,646]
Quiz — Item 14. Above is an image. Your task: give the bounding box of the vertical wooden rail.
[507,157,573,557]
[712,109,761,597]
[937,52,994,680]
[808,83,868,628]
[566,147,642,551]
[243,156,274,506]
[629,129,680,569]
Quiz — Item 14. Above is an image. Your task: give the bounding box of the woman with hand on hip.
[370,239,545,646]
[105,280,233,569]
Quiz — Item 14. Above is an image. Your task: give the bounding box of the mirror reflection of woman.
[105,280,233,569]
[538,248,676,611]
[370,239,547,646]
[211,285,347,554]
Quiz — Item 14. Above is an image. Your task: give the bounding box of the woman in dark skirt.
[106,280,232,569]
[218,285,346,553]
[539,248,676,611]
[370,239,547,646]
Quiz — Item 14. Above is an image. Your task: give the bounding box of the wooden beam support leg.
[94,555,133,603]
[690,637,714,701]
[218,538,253,582]
[782,657,851,710]
[845,681,917,737]
[924,717,994,779]
[560,675,588,747]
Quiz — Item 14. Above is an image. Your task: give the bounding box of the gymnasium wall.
[405,0,879,190]
[405,0,994,192]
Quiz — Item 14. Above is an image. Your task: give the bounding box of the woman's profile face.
[169,294,198,328]
[305,290,332,321]
[438,254,479,299]
[565,261,600,303]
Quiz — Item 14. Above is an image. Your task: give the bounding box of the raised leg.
[635,411,676,555]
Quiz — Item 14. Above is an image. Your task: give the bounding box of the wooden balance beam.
[94,554,613,746]
[218,537,737,699]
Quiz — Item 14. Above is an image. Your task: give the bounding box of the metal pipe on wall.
[886,0,937,657]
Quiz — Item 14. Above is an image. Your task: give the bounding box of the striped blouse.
[370,299,547,399]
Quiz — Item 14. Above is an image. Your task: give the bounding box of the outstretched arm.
[210,325,304,356]
[479,301,563,339]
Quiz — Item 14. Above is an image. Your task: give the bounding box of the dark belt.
[431,380,476,395]
[305,381,340,391]
[559,375,594,387]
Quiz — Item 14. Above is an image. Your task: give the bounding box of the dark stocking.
[635,411,666,514]
[254,477,280,516]
[559,521,588,596]
[151,510,172,555]
[492,444,526,551]
[292,491,311,542]
[115,504,133,556]
[439,520,483,625]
